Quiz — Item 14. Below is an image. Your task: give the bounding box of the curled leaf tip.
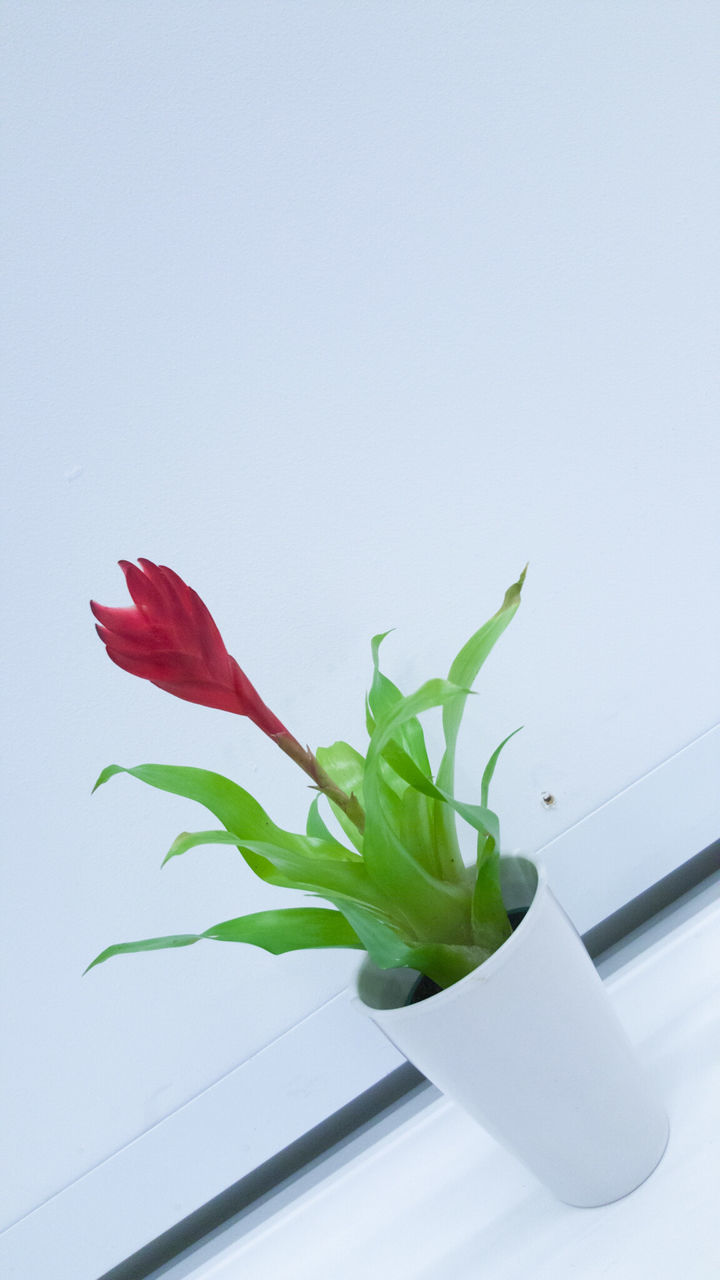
[91,764,122,794]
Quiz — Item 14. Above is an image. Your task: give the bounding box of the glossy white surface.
[159,882,720,1279]
[2,741,716,1280]
[358,863,668,1206]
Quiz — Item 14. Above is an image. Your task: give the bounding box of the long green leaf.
[439,567,526,790]
[305,796,336,843]
[434,568,526,862]
[205,908,364,951]
[232,838,384,912]
[393,784,436,876]
[471,843,512,953]
[84,934,199,972]
[366,632,431,775]
[162,829,240,867]
[85,907,364,973]
[365,630,395,733]
[315,741,366,851]
[314,741,365,800]
[94,761,395,924]
[362,678,473,936]
[365,632,446,874]
[158,829,387,919]
[336,893,493,987]
[325,896,485,986]
[94,763,355,862]
[321,895,420,966]
[378,737,501,847]
[95,763,294,844]
[397,940,496,988]
[480,727,522,809]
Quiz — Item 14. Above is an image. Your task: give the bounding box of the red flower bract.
[91,558,289,737]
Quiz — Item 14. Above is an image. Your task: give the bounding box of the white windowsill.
[4,729,718,1280]
[153,870,720,1280]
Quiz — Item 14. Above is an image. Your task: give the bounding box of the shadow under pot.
[353,857,669,1207]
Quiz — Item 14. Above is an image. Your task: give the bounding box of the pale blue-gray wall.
[2,0,718,1239]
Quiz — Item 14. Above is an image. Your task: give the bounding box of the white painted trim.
[2,723,719,1280]
[539,721,720,934]
[0,994,403,1280]
[149,887,720,1280]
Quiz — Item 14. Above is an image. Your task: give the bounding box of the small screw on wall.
[540,791,556,809]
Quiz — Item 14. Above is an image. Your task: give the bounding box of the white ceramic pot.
[354,858,669,1207]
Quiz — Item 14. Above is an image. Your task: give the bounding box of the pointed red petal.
[120,561,166,618]
[105,645,208,685]
[136,558,175,609]
[95,622,169,655]
[149,678,249,715]
[154,564,189,614]
[186,587,233,680]
[90,602,157,643]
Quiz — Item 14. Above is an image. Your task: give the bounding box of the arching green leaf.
[366,631,431,775]
[471,842,512,953]
[434,568,527,864]
[480,727,523,809]
[362,678,474,937]
[162,829,240,867]
[85,907,364,973]
[315,741,366,851]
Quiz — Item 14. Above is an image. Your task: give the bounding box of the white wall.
[3,1,719,1236]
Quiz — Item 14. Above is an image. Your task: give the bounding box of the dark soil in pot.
[406,906,528,1006]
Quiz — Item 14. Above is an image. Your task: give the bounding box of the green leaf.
[366,632,432,775]
[233,838,379,911]
[160,827,385,919]
[305,796,336,843]
[365,631,399,738]
[439,567,526,790]
[84,907,364,973]
[435,568,527,863]
[325,896,484,986]
[362,678,474,935]
[336,894,492,988]
[315,741,365,800]
[373,742,445,879]
[84,933,201,972]
[393,784,436,875]
[366,631,397,721]
[93,760,404,935]
[93,763,354,862]
[397,941,494,988]
[162,829,240,867]
[376,736,501,847]
[480,727,522,809]
[322,896,419,966]
[471,842,512,953]
[94,763,288,843]
[315,741,366,852]
[204,908,364,952]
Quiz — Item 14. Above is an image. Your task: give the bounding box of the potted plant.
[87,559,668,1205]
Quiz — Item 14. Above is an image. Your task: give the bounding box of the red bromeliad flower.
[91,559,366,831]
[91,559,289,737]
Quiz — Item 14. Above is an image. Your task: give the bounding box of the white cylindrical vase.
[354,858,668,1207]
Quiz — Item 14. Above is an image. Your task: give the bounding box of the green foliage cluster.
[87,570,526,989]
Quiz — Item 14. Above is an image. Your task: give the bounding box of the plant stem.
[274,733,366,834]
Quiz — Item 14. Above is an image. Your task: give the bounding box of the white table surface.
[159,877,720,1280]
